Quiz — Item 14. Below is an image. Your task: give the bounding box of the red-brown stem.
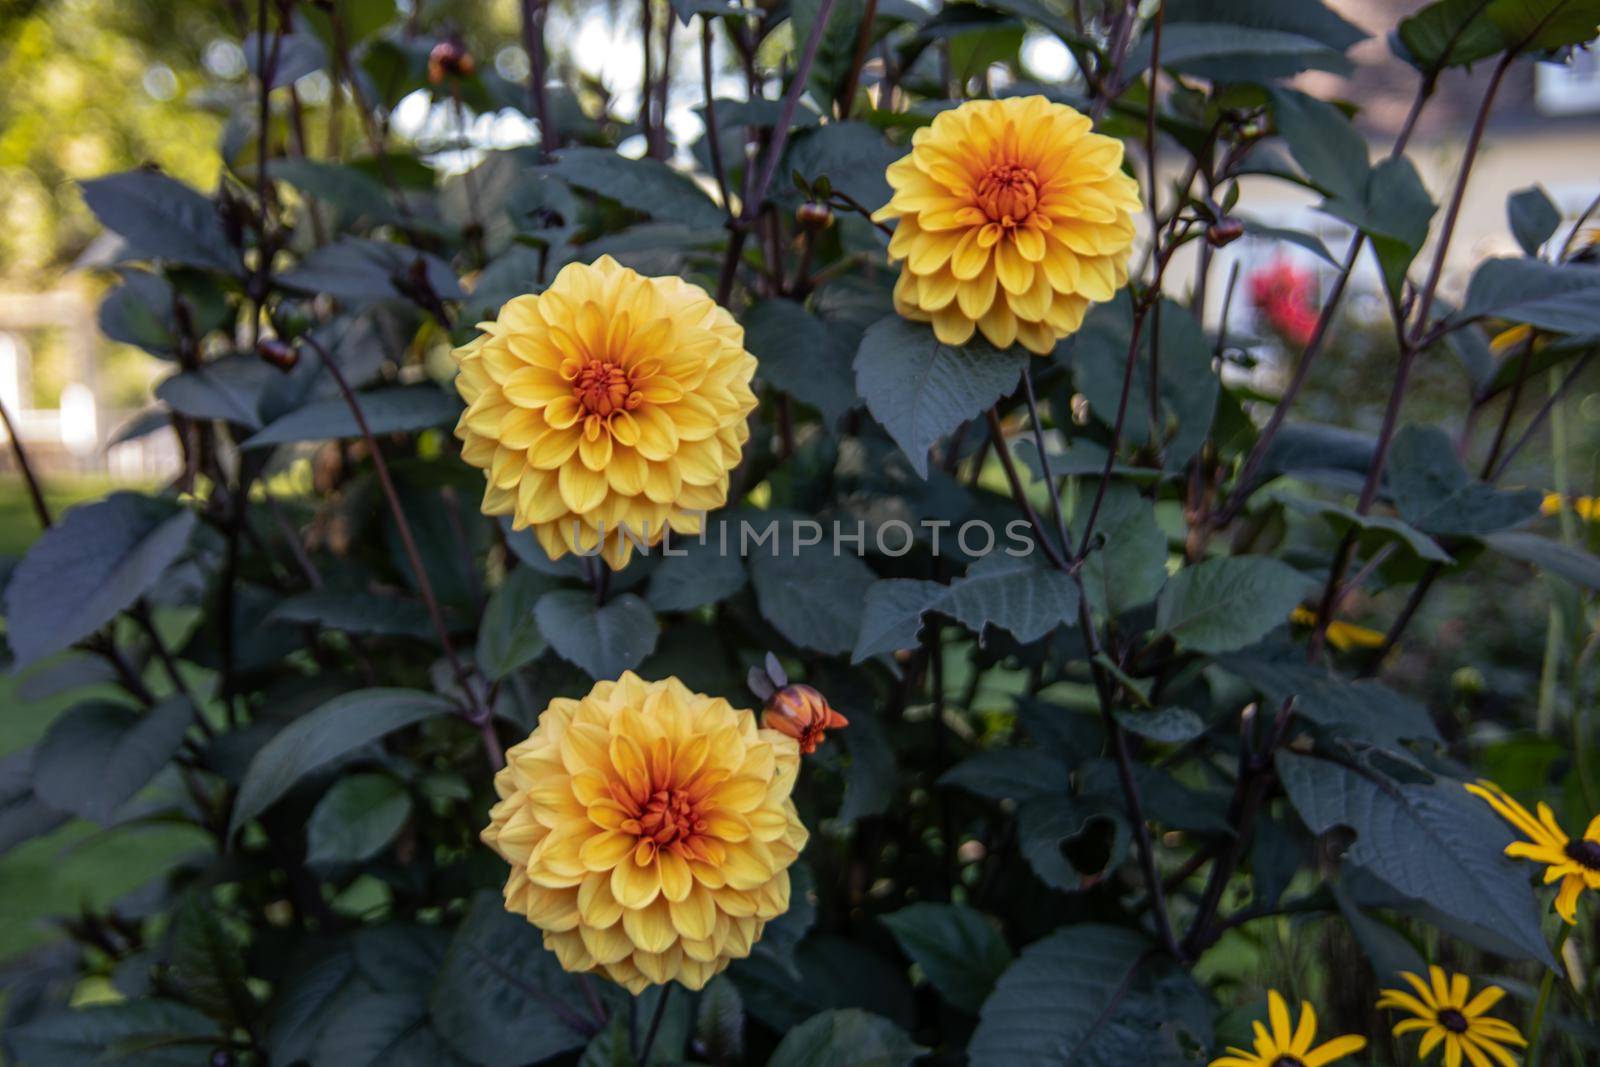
[0,396,51,531]
[305,337,503,770]
[836,0,879,119]
[985,409,1071,572]
[701,19,731,209]
[521,0,558,155]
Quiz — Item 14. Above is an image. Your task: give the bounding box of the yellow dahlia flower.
[873,95,1141,355]
[480,672,808,993]
[1467,778,1600,924]
[451,256,758,569]
[1208,990,1366,1067]
[1378,968,1527,1067]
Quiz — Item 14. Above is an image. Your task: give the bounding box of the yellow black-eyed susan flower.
[1288,605,1385,651]
[1378,967,1526,1067]
[1466,779,1600,924]
[1208,990,1366,1067]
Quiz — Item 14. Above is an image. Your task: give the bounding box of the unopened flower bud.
[796,202,834,230]
[428,37,475,83]
[1206,217,1245,248]
[763,683,849,755]
[256,338,299,372]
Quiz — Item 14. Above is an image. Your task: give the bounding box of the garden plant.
[5,0,1600,1064]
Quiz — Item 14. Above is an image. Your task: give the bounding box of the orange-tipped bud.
[762,684,848,755]
[428,37,475,83]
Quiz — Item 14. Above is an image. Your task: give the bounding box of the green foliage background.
[4,0,1600,1065]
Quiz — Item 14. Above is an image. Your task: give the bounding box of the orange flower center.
[636,788,706,848]
[573,360,637,417]
[976,163,1040,227]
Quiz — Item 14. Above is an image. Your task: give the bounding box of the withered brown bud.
[796,202,834,230]
[428,37,476,84]
[1206,217,1245,248]
[256,338,300,372]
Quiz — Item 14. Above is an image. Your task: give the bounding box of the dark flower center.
[1565,838,1600,871]
[1439,1009,1470,1034]
[1270,1058,1305,1067]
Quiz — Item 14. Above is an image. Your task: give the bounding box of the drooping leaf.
[695,978,746,1066]
[164,891,253,1026]
[31,697,193,825]
[0,746,69,856]
[535,590,659,678]
[80,170,238,273]
[1114,706,1206,744]
[743,299,860,426]
[243,385,461,448]
[1386,424,1541,536]
[1508,185,1562,256]
[881,903,1012,1013]
[750,545,876,656]
[429,892,595,1066]
[854,316,1026,478]
[939,748,1066,801]
[764,1009,922,1067]
[1277,753,1554,965]
[155,355,279,430]
[1322,156,1436,296]
[549,146,725,230]
[3,492,197,669]
[269,158,401,223]
[306,773,413,865]
[1128,24,1352,81]
[1072,483,1169,618]
[229,689,456,836]
[1281,495,1453,563]
[1459,258,1600,336]
[1485,0,1600,51]
[1155,556,1317,653]
[853,554,1078,661]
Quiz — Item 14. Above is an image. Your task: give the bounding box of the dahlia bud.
[428,36,475,84]
[1206,217,1244,248]
[796,201,834,230]
[255,338,299,372]
[763,683,849,755]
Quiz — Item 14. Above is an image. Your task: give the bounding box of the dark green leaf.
[429,892,594,1066]
[535,590,659,678]
[1155,556,1316,653]
[243,385,460,448]
[696,977,745,1065]
[939,748,1065,801]
[31,697,192,825]
[853,554,1078,661]
[1240,218,1338,265]
[1268,88,1370,202]
[780,121,900,214]
[3,492,196,669]
[155,356,279,429]
[268,589,438,639]
[1397,0,1505,71]
[549,146,724,230]
[1220,643,1441,747]
[80,171,237,273]
[269,158,400,223]
[306,773,412,865]
[1114,706,1205,744]
[854,316,1026,478]
[647,538,747,613]
[744,299,860,426]
[1387,424,1542,536]
[1072,483,1169,617]
[1460,258,1600,335]
[7,1000,223,1067]
[1277,753,1554,965]
[750,545,876,656]
[1322,156,1436,296]
[165,891,253,1025]
[476,567,555,679]
[881,903,1012,1013]
[246,30,327,87]
[1508,185,1562,256]
[98,270,182,357]
[0,746,69,856]
[1128,24,1352,81]
[1280,495,1452,563]
[229,688,455,836]
[1486,0,1600,50]
[968,925,1152,1066]
[278,236,463,302]
[765,1009,921,1067]
[1484,530,1600,590]
[1018,795,1127,890]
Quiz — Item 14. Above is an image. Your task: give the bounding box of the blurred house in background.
[1207,0,1600,347]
